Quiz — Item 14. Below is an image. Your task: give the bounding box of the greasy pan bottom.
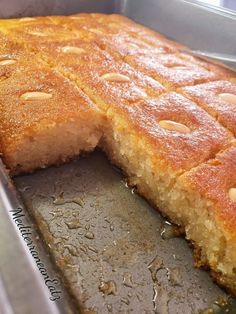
[14,150,236,314]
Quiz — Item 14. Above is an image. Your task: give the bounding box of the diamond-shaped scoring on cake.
[180,80,236,136]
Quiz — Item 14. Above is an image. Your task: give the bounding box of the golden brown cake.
[0,49,104,174]
[0,13,236,295]
[170,147,236,295]
[180,80,236,136]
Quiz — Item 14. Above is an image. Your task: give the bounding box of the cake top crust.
[107,92,233,172]
[181,80,236,136]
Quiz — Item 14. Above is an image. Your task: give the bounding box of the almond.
[101,73,130,82]
[89,28,103,35]
[159,120,190,133]
[28,31,47,37]
[218,93,236,105]
[20,92,52,101]
[0,59,16,65]
[229,188,236,202]
[61,46,85,54]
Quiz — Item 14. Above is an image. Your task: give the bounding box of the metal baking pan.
[0,1,236,313]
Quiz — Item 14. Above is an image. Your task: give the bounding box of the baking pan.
[0,159,76,314]
[0,1,236,313]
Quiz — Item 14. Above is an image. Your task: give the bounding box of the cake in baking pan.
[0,13,235,295]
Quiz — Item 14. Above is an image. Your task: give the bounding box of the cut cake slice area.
[100,92,236,294]
[0,53,104,175]
[166,146,236,295]
[101,92,233,210]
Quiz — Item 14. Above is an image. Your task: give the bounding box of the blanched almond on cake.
[229,188,236,202]
[218,93,236,105]
[20,91,53,101]
[101,73,130,82]
[159,120,191,133]
[61,46,85,54]
[0,59,16,65]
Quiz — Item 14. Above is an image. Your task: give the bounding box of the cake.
[0,41,104,173]
[172,146,236,295]
[180,80,236,136]
[0,13,235,295]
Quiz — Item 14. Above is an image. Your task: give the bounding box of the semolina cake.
[29,39,165,110]
[169,146,236,295]
[0,13,236,296]
[122,53,234,88]
[100,92,233,224]
[0,17,80,42]
[180,80,236,136]
[0,50,104,174]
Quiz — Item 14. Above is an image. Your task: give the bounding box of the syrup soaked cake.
[171,147,236,295]
[0,45,104,174]
[180,80,236,136]
[0,14,236,295]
